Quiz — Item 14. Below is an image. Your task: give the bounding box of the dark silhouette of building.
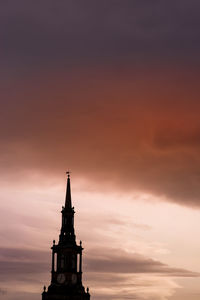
[42,173,90,300]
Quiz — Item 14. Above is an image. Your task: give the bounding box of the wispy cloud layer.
[0,246,197,300]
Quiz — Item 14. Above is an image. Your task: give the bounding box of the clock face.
[57,273,66,284]
[71,273,77,284]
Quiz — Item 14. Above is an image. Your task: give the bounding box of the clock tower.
[42,173,90,300]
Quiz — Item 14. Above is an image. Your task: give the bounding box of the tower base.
[42,284,90,300]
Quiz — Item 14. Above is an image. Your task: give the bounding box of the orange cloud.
[1,65,200,207]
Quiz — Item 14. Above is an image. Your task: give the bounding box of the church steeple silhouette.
[42,173,90,300]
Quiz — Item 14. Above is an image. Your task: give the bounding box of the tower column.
[51,247,55,273]
[79,250,82,273]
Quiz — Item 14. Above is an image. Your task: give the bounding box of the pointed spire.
[65,171,72,209]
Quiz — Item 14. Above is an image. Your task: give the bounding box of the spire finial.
[65,171,72,209]
[66,170,71,178]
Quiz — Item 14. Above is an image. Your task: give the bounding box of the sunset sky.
[1,1,200,300]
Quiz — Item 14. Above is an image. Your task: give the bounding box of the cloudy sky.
[1,1,200,299]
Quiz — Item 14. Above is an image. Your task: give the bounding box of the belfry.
[42,173,90,300]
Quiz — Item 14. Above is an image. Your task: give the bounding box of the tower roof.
[65,172,72,209]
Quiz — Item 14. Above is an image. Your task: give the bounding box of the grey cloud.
[84,248,198,277]
[0,247,195,300]
[0,248,49,283]
[0,288,7,295]
[1,291,38,300]
[0,247,197,282]
[0,260,48,283]
[0,248,49,263]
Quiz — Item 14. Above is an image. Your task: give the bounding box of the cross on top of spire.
[66,170,71,178]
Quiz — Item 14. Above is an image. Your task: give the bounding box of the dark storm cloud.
[1,2,200,208]
[1,0,200,70]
